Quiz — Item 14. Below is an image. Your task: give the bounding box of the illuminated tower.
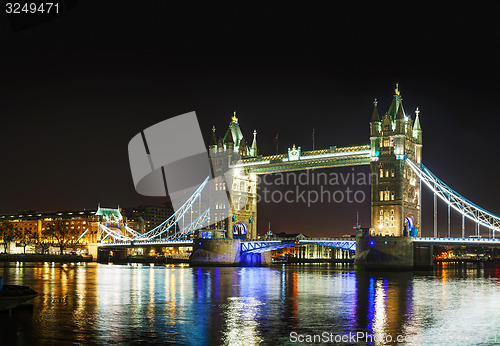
[370,85,423,236]
[209,113,258,239]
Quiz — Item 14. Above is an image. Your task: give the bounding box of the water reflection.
[1,262,500,344]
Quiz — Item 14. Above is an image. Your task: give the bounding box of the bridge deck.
[97,237,500,252]
[99,240,194,247]
[415,237,500,246]
[241,237,357,253]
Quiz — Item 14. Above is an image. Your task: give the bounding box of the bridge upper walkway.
[231,145,370,174]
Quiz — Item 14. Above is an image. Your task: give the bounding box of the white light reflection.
[147,264,156,321]
[223,297,263,345]
[373,279,387,341]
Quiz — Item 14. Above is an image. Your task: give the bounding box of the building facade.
[121,203,174,234]
[0,209,100,254]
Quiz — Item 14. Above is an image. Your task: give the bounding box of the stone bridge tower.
[209,113,258,239]
[369,85,423,236]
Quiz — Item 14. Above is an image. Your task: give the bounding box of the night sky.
[1,2,499,237]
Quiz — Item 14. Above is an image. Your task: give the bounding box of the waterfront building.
[121,203,174,233]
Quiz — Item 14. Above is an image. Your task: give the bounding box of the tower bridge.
[88,85,500,269]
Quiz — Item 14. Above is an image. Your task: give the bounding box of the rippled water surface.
[1,262,500,345]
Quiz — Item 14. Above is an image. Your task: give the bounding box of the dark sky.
[1,1,499,237]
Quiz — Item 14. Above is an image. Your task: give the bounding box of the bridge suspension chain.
[98,176,211,242]
[406,159,500,234]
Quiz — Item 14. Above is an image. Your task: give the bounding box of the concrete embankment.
[190,239,271,266]
[0,254,93,263]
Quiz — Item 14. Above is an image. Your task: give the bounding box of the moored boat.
[0,279,38,311]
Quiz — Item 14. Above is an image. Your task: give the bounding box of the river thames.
[1,262,500,345]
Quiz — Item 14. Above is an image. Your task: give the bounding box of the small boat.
[0,284,38,311]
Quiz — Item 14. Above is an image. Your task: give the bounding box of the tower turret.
[250,130,258,156]
[413,107,422,144]
[225,125,234,151]
[370,98,381,137]
[239,138,248,157]
[224,111,244,153]
[395,99,406,134]
[210,126,217,154]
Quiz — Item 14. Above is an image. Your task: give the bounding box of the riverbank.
[435,258,500,264]
[0,254,93,263]
[273,258,354,264]
[100,256,190,265]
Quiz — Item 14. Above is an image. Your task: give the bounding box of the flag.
[273,133,278,143]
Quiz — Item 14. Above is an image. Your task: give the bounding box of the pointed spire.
[371,98,380,122]
[210,126,217,146]
[251,129,258,155]
[414,107,421,131]
[387,84,402,119]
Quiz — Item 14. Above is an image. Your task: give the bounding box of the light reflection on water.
[1,262,500,345]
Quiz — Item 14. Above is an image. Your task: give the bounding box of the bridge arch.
[404,214,416,236]
[233,222,248,239]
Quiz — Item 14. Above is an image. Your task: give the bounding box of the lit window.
[384,191,390,200]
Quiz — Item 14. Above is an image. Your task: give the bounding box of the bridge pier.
[97,248,127,263]
[413,243,434,269]
[355,236,434,270]
[87,243,98,260]
[190,239,271,266]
